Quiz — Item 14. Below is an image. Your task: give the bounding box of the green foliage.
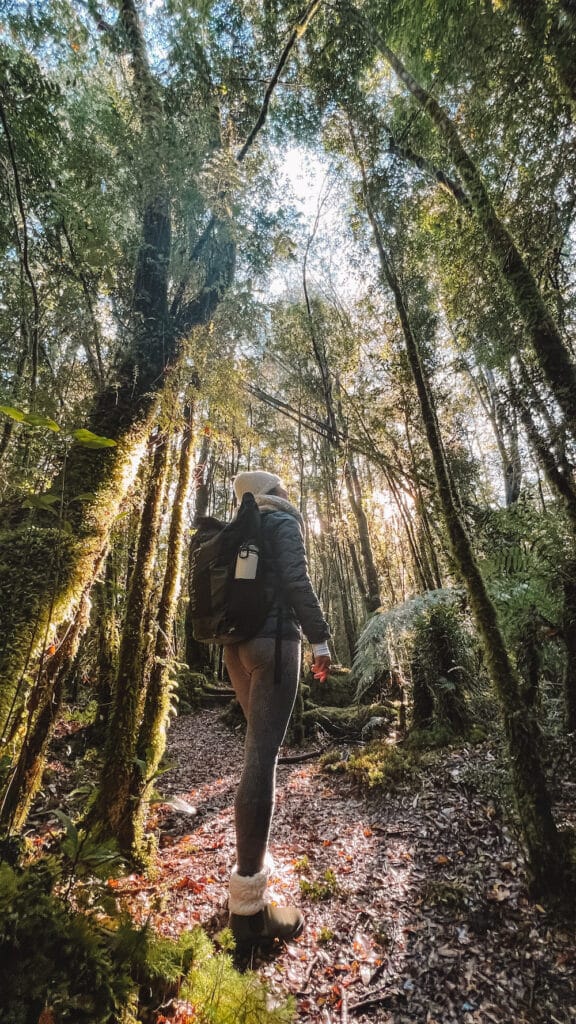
[475,499,567,638]
[53,811,124,883]
[411,600,478,733]
[353,589,465,698]
[299,867,339,902]
[176,668,209,713]
[321,739,421,792]
[0,857,135,1024]
[72,429,117,449]
[0,406,60,431]
[182,926,295,1023]
[307,667,356,708]
[0,856,295,1024]
[353,590,483,733]
[301,702,396,738]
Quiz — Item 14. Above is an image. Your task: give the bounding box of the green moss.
[307,668,356,708]
[299,867,338,901]
[0,422,150,741]
[302,702,395,737]
[321,740,421,792]
[176,668,209,712]
[404,725,459,750]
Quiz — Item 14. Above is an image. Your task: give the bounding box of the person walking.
[225,470,331,950]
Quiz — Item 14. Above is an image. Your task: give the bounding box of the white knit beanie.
[233,470,282,501]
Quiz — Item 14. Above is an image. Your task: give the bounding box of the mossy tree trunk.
[334,538,357,664]
[348,6,576,438]
[85,434,171,843]
[92,552,120,740]
[0,586,93,831]
[125,405,196,860]
[360,181,571,899]
[0,0,235,747]
[510,369,576,532]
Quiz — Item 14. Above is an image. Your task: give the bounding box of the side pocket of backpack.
[209,562,229,614]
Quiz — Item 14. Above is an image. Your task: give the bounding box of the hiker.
[226,469,331,949]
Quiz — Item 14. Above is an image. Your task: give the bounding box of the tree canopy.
[1,1,576,1020]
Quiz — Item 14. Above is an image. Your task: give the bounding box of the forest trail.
[104,710,575,1024]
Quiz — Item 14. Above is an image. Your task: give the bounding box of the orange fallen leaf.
[435,854,451,865]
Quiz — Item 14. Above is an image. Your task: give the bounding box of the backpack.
[188,491,275,645]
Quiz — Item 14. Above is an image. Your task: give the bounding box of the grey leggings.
[224,637,301,876]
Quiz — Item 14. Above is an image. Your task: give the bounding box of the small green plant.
[0,856,296,1024]
[317,926,334,944]
[299,867,338,901]
[61,700,99,728]
[292,854,310,873]
[52,810,124,895]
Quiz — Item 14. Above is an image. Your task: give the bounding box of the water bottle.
[234,543,259,580]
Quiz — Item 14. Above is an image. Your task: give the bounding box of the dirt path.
[120,710,575,1023]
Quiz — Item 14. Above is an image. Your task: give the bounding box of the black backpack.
[188,491,275,645]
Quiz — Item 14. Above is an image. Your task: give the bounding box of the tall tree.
[0,0,318,774]
[355,149,573,900]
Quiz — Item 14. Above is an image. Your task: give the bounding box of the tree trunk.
[469,365,523,506]
[335,539,357,664]
[86,434,170,843]
[344,457,382,613]
[0,586,93,831]
[0,0,235,746]
[509,371,576,531]
[126,406,196,860]
[92,551,120,739]
[362,189,572,900]
[185,431,214,674]
[563,561,576,732]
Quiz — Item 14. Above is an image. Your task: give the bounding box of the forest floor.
[45,707,576,1024]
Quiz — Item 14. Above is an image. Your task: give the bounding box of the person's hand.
[312,655,331,683]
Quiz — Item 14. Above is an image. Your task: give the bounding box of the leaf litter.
[38,709,576,1023]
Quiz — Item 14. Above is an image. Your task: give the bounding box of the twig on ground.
[341,985,349,1024]
[278,747,326,764]
[297,952,321,994]
[348,988,394,1014]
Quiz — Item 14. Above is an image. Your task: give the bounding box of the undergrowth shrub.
[0,856,294,1024]
[411,601,477,733]
[353,590,488,734]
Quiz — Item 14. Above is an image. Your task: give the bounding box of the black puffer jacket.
[257,509,330,643]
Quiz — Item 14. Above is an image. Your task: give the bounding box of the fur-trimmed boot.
[228,856,304,951]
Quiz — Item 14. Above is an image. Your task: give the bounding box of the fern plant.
[352,588,465,699]
[352,589,483,734]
